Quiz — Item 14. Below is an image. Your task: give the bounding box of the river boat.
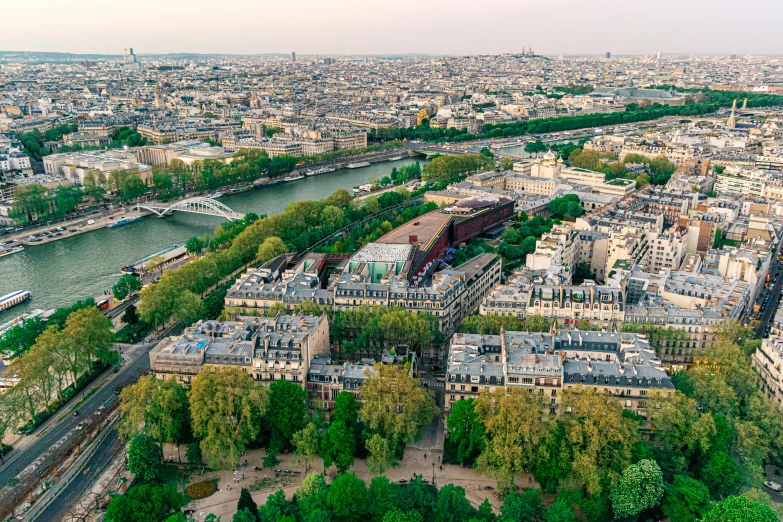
[0,290,31,313]
[0,245,23,258]
[306,167,336,176]
[106,216,142,229]
[0,308,52,338]
[346,161,370,169]
[226,186,251,194]
[122,244,185,274]
[206,191,225,199]
[282,174,305,182]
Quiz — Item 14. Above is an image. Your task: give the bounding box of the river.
[0,158,427,321]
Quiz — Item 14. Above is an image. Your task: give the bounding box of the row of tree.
[117,363,437,474]
[422,154,495,181]
[369,89,783,146]
[0,304,117,436]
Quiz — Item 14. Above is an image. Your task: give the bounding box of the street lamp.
[432,462,435,485]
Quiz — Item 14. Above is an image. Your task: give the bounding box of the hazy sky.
[3,0,782,56]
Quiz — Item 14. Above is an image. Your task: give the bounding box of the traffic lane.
[0,347,150,486]
[755,262,783,338]
[34,429,122,522]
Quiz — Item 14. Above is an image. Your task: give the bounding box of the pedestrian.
[424,453,426,459]
[241,474,244,480]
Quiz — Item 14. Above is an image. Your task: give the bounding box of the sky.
[3,0,782,56]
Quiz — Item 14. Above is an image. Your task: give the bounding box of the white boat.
[0,245,23,258]
[282,174,305,182]
[0,308,53,338]
[306,167,336,176]
[346,161,370,169]
[206,192,224,199]
[0,290,31,313]
[388,156,405,161]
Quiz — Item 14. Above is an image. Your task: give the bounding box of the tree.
[383,510,424,522]
[500,489,544,522]
[662,475,711,522]
[0,317,46,359]
[610,460,664,520]
[186,442,202,465]
[292,422,321,470]
[701,450,741,499]
[118,174,147,202]
[186,236,205,255]
[446,399,485,464]
[366,433,395,474]
[83,170,107,203]
[321,420,355,473]
[122,304,139,325]
[297,472,328,500]
[234,509,259,522]
[499,158,514,171]
[267,380,307,447]
[104,483,183,522]
[257,236,288,263]
[189,367,268,468]
[326,473,368,522]
[54,185,84,216]
[559,388,640,495]
[113,274,143,301]
[127,434,163,481]
[544,500,578,522]
[475,388,549,490]
[118,375,190,445]
[237,489,259,522]
[320,205,345,229]
[702,495,777,522]
[434,484,475,522]
[172,290,202,325]
[359,363,439,466]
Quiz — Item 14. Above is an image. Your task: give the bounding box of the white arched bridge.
[138,197,245,221]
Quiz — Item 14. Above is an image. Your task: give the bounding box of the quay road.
[0,339,155,490]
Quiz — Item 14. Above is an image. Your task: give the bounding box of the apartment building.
[644,229,688,273]
[445,330,674,422]
[752,337,783,406]
[226,251,502,346]
[148,314,330,387]
[526,225,580,272]
[715,170,768,197]
[525,284,625,328]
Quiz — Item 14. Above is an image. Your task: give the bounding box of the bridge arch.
[138,197,244,221]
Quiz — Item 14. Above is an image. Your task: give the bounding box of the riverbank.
[13,210,150,247]
[0,159,425,320]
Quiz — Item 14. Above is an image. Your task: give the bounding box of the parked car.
[764,480,781,492]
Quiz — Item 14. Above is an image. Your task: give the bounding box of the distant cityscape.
[1,45,783,522]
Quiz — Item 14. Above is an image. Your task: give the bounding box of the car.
[764,480,782,492]
[74,421,86,431]
[73,410,79,417]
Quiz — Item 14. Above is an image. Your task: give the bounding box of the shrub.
[186,480,217,499]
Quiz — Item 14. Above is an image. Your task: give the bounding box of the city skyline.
[3,0,783,56]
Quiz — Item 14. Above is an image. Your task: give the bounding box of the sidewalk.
[178,447,527,520]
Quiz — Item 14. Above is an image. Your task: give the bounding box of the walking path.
[171,447,537,520]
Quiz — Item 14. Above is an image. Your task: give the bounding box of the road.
[32,428,122,522]
[0,341,153,488]
[753,245,783,339]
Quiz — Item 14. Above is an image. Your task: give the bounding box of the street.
[753,246,783,339]
[0,340,153,489]
[31,428,122,522]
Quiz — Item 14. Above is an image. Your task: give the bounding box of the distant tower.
[153,82,163,109]
[656,50,662,60]
[727,99,737,129]
[742,98,747,110]
[291,52,296,63]
[606,51,611,59]
[123,47,139,69]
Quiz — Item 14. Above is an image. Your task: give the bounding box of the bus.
[97,299,110,311]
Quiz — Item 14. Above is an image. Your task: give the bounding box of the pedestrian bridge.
[138,197,244,221]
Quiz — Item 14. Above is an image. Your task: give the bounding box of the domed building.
[530,149,563,178]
